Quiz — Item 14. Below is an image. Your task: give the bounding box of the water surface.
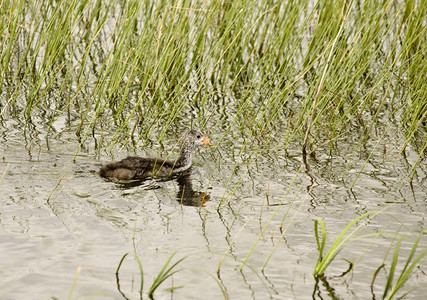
[0,111,425,299]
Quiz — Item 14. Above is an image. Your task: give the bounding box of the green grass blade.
[384,231,427,299]
[147,251,187,299]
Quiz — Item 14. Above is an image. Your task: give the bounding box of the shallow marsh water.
[0,109,426,299]
[1,0,426,298]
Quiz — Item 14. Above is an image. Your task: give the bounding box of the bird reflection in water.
[115,170,210,207]
[176,172,210,207]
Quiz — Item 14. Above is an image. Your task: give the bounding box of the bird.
[99,129,213,181]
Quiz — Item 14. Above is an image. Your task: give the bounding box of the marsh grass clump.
[374,231,427,300]
[311,214,426,298]
[115,251,184,299]
[313,211,385,277]
[115,251,228,299]
[1,0,425,160]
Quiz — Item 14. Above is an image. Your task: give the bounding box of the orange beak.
[203,136,213,146]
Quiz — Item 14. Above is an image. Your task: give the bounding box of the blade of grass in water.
[147,251,186,299]
[381,231,427,300]
[115,252,143,299]
[313,207,390,276]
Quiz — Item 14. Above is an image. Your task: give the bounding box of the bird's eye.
[197,135,201,138]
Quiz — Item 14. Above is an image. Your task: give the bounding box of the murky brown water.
[0,107,425,299]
